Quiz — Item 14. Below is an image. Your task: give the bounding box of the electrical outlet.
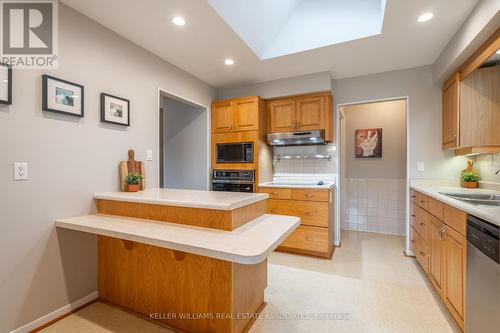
[417,162,425,172]
[146,149,153,161]
[14,162,28,180]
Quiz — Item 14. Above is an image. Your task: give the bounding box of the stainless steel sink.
[439,192,500,206]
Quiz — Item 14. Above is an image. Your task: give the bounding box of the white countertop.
[410,181,500,227]
[94,188,268,210]
[56,214,299,264]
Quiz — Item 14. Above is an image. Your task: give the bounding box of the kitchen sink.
[439,192,500,206]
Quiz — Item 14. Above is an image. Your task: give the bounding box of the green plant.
[462,172,479,183]
[125,172,144,185]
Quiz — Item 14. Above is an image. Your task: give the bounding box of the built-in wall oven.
[212,169,255,193]
[216,142,254,164]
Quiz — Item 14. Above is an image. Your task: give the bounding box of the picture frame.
[0,63,12,105]
[355,128,383,158]
[100,93,130,126]
[42,74,84,117]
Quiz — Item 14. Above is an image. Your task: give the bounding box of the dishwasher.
[466,215,500,333]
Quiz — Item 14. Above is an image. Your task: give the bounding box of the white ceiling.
[207,0,386,59]
[61,0,479,88]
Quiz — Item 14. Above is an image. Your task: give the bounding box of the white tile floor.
[40,231,460,333]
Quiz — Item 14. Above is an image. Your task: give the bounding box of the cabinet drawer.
[443,205,466,236]
[428,198,444,221]
[279,225,330,253]
[411,203,429,242]
[411,190,429,210]
[411,226,429,275]
[268,199,329,227]
[259,188,291,200]
[291,189,330,202]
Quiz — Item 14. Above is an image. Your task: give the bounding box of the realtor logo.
[0,0,58,68]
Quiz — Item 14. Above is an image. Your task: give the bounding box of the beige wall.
[0,4,215,332]
[342,100,406,179]
[333,65,468,180]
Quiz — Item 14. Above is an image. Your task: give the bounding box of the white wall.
[333,65,468,180]
[0,4,215,332]
[162,96,208,190]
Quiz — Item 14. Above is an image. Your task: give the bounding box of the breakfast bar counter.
[56,188,300,333]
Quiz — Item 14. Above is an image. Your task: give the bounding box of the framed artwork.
[0,63,12,105]
[42,75,84,117]
[100,93,130,126]
[355,128,382,158]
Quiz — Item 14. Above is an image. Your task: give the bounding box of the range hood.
[268,130,326,146]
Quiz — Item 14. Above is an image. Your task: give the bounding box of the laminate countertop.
[94,188,268,210]
[55,213,300,264]
[410,182,500,227]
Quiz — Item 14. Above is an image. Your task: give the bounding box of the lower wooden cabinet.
[260,187,334,258]
[410,190,467,331]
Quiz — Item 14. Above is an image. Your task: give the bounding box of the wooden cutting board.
[119,149,145,191]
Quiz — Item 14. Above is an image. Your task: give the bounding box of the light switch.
[14,162,28,180]
[417,162,425,172]
[146,149,153,161]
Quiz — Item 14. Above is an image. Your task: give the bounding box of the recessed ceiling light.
[172,16,186,26]
[224,58,235,66]
[417,12,434,23]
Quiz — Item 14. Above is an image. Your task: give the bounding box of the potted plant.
[461,171,479,188]
[125,172,144,192]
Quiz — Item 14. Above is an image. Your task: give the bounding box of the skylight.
[208,0,387,59]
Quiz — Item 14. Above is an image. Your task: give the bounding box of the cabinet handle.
[439,227,446,240]
[419,251,425,257]
[420,222,426,226]
[305,194,314,198]
[305,212,314,216]
[270,209,278,213]
[420,200,426,204]
[411,214,416,218]
[411,195,416,198]
[411,239,415,243]
[305,236,314,241]
[270,192,277,195]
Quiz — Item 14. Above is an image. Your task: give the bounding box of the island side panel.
[96,199,267,231]
[98,236,267,333]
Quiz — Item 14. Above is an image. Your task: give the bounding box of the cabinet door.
[444,225,466,328]
[268,99,296,133]
[442,73,460,149]
[429,216,445,296]
[212,101,234,133]
[234,98,259,132]
[296,96,325,131]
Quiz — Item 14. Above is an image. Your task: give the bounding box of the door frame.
[157,87,211,190]
[336,96,410,251]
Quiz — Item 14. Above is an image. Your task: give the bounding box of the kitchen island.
[56,188,300,333]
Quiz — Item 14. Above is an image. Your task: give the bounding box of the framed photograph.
[42,75,84,117]
[355,128,382,158]
[0,63,12,105]
[100,93,130,126]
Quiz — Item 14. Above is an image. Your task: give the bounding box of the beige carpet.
[40,231,460,333]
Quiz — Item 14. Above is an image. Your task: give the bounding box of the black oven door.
[216,142,253,163]
[212,180,254,193]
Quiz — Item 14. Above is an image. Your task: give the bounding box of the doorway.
[158,90,209,190]
[339,98,408,242]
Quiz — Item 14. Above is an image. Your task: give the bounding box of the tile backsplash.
[273,144,337,175]
[343,178,406,235]
[474,153,500,183]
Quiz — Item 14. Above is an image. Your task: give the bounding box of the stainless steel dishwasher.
[466,215,500,333]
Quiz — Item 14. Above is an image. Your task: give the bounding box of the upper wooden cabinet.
[442,28,500,156]
[211,96,263,133]
[267,92,333,142]
[442,73,460,150]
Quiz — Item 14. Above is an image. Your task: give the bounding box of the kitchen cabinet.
[410,190,466,330]
[441,28,500,156]
[211,96,263,133]
[260,186,334,258]
[266,92,333,141]
[442,73,460,150]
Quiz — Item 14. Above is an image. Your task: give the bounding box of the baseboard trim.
[9,291,98,333]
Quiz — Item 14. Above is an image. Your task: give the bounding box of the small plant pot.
[127,184,140,192]
[461,181,478,189]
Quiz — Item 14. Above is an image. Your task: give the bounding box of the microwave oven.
[216,142,254,163]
